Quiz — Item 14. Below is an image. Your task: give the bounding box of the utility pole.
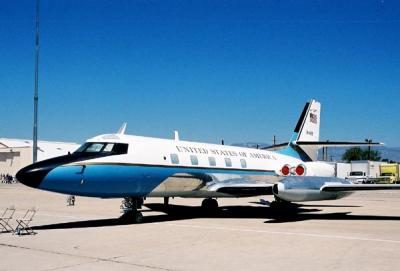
[325,147,329,161]
[324,140,329,161]
[33,0,40,162]
[365,138,372,160]
[273,135,276,146]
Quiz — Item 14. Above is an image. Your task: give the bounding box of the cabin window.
[208,157,216,167]
[170,154,179,164]
[190,155,199,165]
[225,158,232,167]
[240,159,247,168]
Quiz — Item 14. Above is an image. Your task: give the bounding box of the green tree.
[342,147,363,162]
[363,149,381,161]
[342,147,381,162]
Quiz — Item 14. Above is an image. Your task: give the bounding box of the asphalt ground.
[1,183,400,271]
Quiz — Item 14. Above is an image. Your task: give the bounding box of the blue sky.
[1,0,399,146]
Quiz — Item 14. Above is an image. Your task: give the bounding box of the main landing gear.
[201,198,218,211]
[121,197,144,223]
[164,197,169,206]
[269,196,295,210]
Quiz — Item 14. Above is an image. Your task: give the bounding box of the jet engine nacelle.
[272,177,352,202]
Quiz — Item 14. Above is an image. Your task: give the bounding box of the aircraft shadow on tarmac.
[31,203,400,231]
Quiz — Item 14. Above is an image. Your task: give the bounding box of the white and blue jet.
[17,99,400,222]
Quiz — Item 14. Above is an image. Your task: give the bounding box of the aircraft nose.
[16,164,55,188]
[16,153,83,188]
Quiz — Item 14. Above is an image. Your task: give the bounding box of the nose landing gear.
[120,197,144,223]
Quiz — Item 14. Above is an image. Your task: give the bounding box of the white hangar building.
[0,138,80,176]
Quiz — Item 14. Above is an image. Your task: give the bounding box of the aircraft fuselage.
[17,133,309,198]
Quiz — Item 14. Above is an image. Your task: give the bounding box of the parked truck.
[345,161,383,184]
[375,163,399,184]
[328,162,351,179]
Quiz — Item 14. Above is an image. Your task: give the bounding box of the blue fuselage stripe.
[39,164,275,198]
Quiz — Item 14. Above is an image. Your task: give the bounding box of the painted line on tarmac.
[0,243,172,271]
[167,223,400,244]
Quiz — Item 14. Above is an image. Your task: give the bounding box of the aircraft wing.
[321,184,400,192]
[206,178,274,197]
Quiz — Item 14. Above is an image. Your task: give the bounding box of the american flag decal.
[310,113,317,124]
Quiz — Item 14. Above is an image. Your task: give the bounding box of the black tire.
[134,212,143,223]
[201,198,218,210]
[269,199,294,210]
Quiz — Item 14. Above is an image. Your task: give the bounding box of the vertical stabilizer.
[296,99,320,142]
[279,99,321,161]
[295,99,320,161]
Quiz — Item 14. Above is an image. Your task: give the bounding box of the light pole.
[33,0,40,162]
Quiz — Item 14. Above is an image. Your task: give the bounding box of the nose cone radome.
[16,152,96,189]
[16,164,53,188]
[16,153,82,188]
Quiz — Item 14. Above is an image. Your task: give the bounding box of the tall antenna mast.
[33,0,40,162]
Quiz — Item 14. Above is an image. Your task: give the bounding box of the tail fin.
[269,99,382,161]
[292,99,320,143]
[279,99,321,161]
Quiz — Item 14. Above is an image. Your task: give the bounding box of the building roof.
[0,138,80,161]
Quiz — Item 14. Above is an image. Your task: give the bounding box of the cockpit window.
[103,143,115,152]
[111,143,129,154]
[86,143,105,153]
[75,143,90,153]
[75,142,128,155]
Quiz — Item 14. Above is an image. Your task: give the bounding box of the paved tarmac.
[1,183,400,271]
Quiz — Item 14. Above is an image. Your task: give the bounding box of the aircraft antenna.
[33,0,40,162]
[174,131,179,141]
[118,122,128,135]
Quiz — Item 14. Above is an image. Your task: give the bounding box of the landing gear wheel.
[134,211,143,224]
[269,201,280,209]
[201,198,218,210]
[120,210,144,223]
[120,197,145,223]
[269,196,292,210]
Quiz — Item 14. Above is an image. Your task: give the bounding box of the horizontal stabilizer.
[262,141,383,152]
[261,142,289,151]
[296,141,383,147]
[321,184,400,192]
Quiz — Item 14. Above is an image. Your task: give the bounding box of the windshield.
[381,173,394,177]
[75,142,128,155]
[350,171,364,176]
